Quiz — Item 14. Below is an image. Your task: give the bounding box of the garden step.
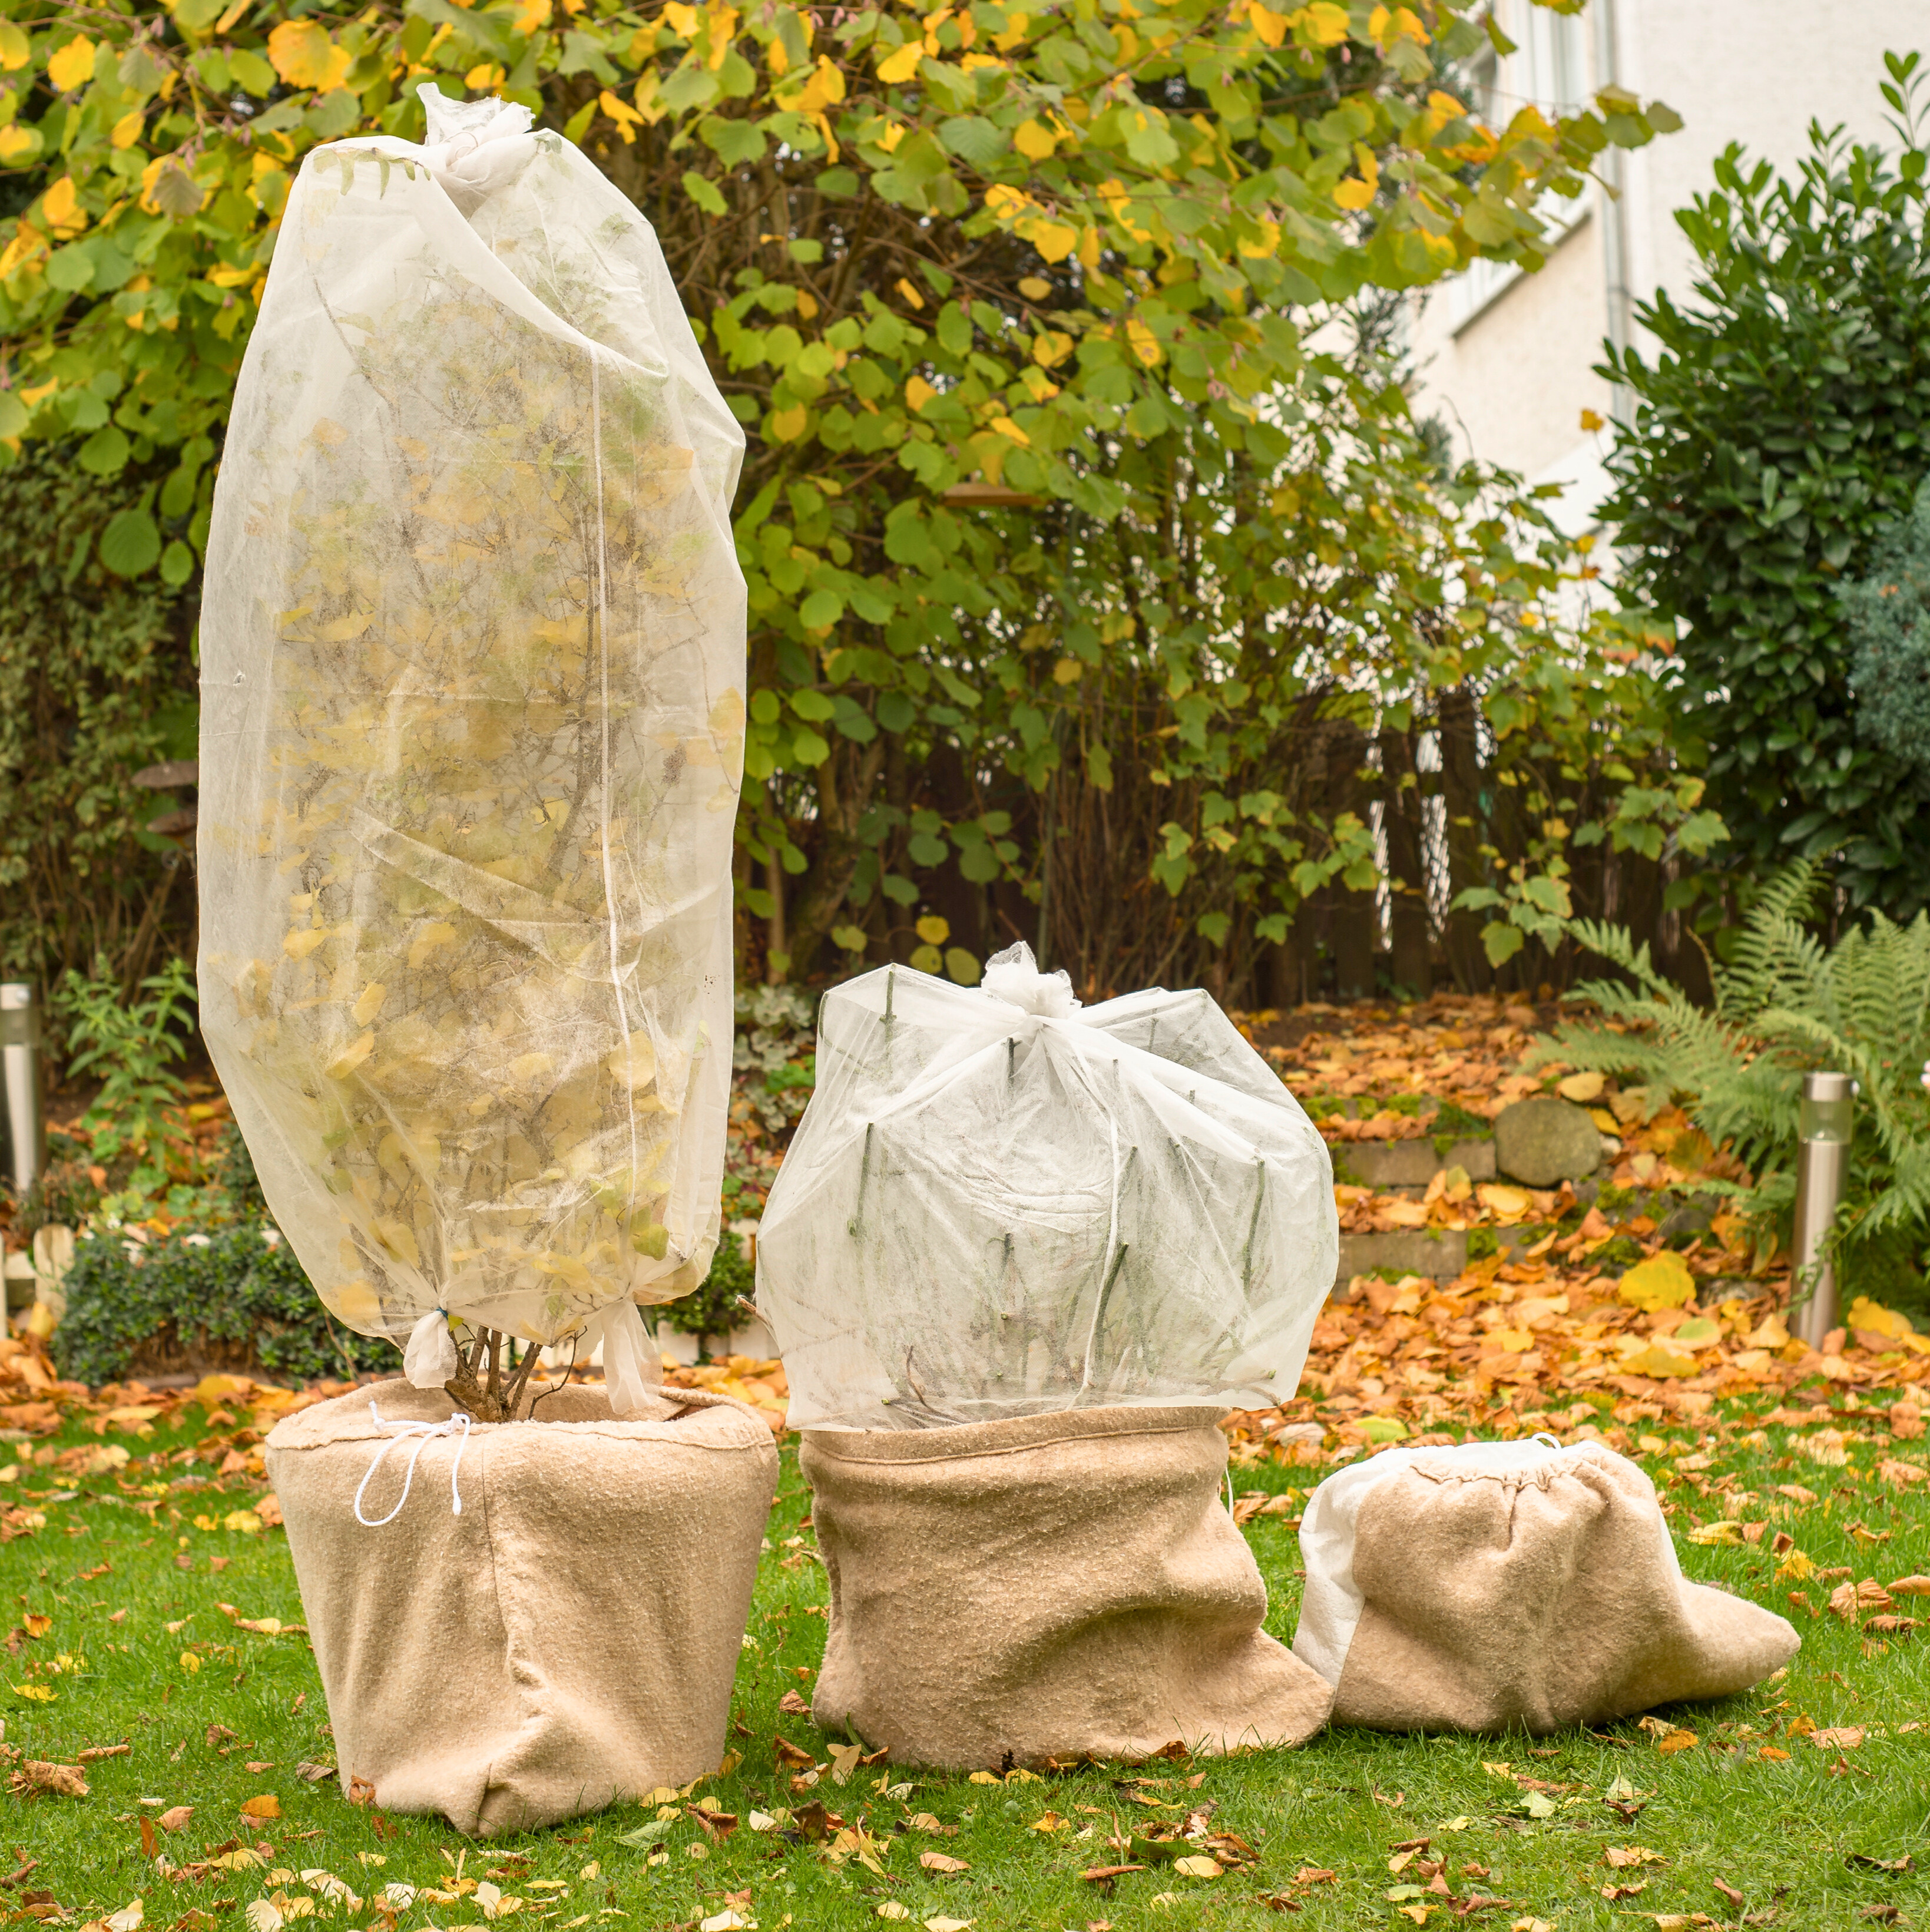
[1335,1138,1496,1190]
[1333,1223,1540,1289]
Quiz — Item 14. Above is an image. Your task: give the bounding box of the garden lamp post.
[1789,1070,1854,1351]
[0,984,42,1199]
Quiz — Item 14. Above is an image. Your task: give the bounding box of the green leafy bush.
[661,1233,756,1353]
[1600,54,1930,918]
[1840,475,1930,773]
[0,450,197,993]
[1532,864,1930,1307]
[52,1220,395,1390]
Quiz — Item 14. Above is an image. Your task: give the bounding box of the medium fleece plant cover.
[198,87,745,1391]
[756,943,1338,1429]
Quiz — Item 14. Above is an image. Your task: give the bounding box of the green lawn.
[5,1394,1926,1932]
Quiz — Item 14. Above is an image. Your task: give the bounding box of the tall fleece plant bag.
[266,1379,778,1835]
[760,945,1340,1766]
[1293,1438,1800,1733]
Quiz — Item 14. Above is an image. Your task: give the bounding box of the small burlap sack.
[1293,1438,1799,1734]
[802,1405,1332,1768]
[266,1378,777,1834]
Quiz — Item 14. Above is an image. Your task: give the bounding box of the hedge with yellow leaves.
[0,0,1713,1002]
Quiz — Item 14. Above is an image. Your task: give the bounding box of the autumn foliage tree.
[0,0,1705,1000]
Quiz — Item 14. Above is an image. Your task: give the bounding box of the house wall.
[1406,0,1929,522]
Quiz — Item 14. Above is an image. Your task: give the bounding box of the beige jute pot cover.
[802,1405,1332,1769]
[1293,1438,1799,1734]
[266,1377,777,1835]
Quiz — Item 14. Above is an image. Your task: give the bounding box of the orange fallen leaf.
[239,1793,280,1819]
[158,1805,193,1831]
[1810,1726,1865,1751]
[920,1851,969,1873]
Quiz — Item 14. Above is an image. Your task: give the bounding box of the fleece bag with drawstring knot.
[1292,1437,1799,1735]
[265,1378,777,1835]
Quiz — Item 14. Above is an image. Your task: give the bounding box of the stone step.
[1332,1137,1496,1190]
[1333,1222,1540,1288]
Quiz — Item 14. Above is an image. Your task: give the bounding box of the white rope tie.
[353,1400,473,1527]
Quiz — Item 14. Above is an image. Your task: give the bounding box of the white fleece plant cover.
[198,86,746,1401]
[1291,1436,1684,1685]
[756,944,1338,1429]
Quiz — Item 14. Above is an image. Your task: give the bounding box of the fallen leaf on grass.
[1601,1881,1647,1901]
[777,1690,810,1715]
[1858,1909,1900,1925]
[1812,1727,1865,1750]
[1604,1847,1665,1868]
[1757,1746,1790,1761]
[772,1735,815,1769]
[1848,1854,1915,1874]
[79,1743,131,1761]
[874,1908,911,1923]
[1172,1855,1221,1879]
[922,1918,974,1932]
[12,1761,87,1797]
[1655,1731,1698,1754]
[1830,1581,1893,1620]
[919,1852,969,1874]
[1888,1575,1930,1596]
[1080,1865,1145,1884]
[239,1794,280,1819]
[1293,1868,1336,1884]
[1713,1878,1745,1908]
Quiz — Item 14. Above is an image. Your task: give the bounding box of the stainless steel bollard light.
[0,984,44,1200]
[1789,1070,1855,1351]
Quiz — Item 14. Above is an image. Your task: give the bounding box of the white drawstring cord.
[353,1400,473,1526]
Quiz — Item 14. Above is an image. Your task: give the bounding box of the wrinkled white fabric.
[594,1297,659,1420]
[1291,1436,1680,1686]
[403,1310,459,1391]
[198,90,746,1358]
[757,950,1337,1430]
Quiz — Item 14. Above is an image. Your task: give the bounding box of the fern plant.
[1531,861,1930,1308]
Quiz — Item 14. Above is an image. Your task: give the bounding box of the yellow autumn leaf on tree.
[47,37,97,92]
[1022,219,1078,263]
[915,915,950,945]
[0,23,28,71]
[988,416,1029,445]
[1335,143,1381,210]
[1125,317,1163,366]
[769,403,808,441]
[39,177,85,236]
[513,0,552,30]
[1290,2,1351,47]
[110,109,144,150]
[0,129,37,169]
[876,39,924,84]
[267,19,352,92]
[1247,2,1288,48]
[1013,119,1057,160]
[905,375,936,412]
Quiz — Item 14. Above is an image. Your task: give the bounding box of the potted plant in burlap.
[755,944,1340,1768]
[198,87,774,1837]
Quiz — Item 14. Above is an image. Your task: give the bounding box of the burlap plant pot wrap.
[1293,1438,1800,1735]
[800,1405,1332,1768]
[266,1378,777,1835]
